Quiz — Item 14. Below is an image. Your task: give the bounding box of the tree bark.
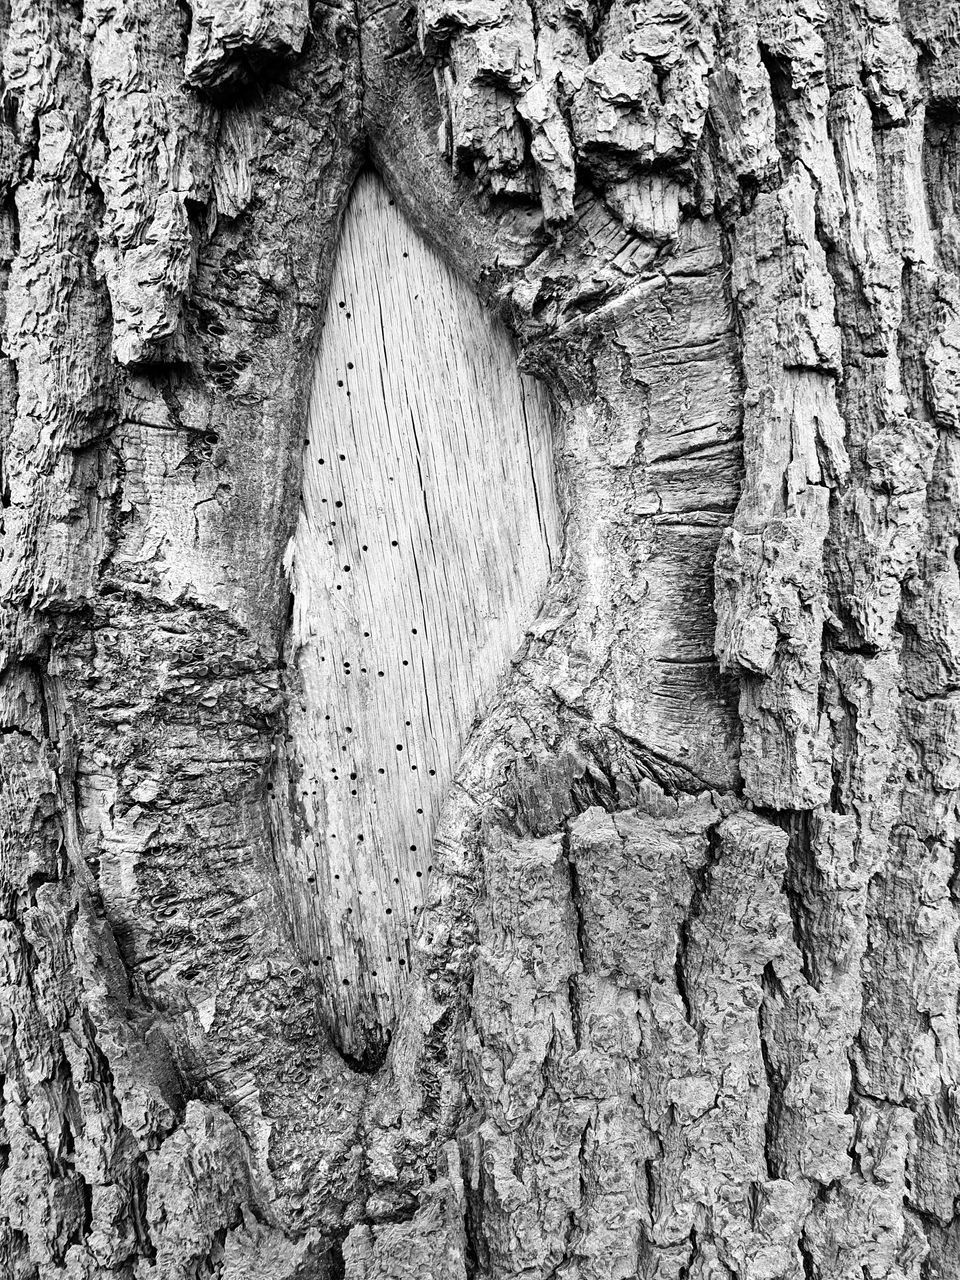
[1,1,959,1278]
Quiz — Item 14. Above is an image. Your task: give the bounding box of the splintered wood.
[279,172,560,1062]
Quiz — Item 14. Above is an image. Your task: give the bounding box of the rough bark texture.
[1,0,959,1278]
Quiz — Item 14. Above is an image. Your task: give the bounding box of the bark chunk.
[185,0,310,90]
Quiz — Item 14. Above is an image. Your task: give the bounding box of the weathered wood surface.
[277,171,560,1062]
[1,0,960,1277]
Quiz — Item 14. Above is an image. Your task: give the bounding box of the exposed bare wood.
[276,171,560,1062]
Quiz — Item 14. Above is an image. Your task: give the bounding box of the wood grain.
[279,171,561,1061]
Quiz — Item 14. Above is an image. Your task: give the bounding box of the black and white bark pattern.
[1,0,959,1277]
[275,171,560,1064]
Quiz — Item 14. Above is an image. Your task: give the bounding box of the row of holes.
[315,661,421,672]
[300,761,436,774]
[303,319,438,973]
[306,869,430,882]
[311,456,399,488]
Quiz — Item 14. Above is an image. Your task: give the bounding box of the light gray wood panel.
[280,171,561,1061]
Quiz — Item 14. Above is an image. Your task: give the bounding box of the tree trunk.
[1,0,958,1277]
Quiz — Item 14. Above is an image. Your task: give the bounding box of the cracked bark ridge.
[85,0,219,367]
[714,161,844,811]
[457,801,833,1278]
[417,0,713,233]
[184,0,310,91]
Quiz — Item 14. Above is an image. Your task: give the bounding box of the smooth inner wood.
[280,171,561,1063]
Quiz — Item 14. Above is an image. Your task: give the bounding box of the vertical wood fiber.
[278,172,561,1060]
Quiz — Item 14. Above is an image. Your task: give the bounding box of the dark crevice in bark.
[798,1232,816,1280]
[772,809,820,988]
[460,1133,486,1280]
[757,42,801,172]
[94,437,129,583]
[351,0,368,136]
[675,819,722,1031]
[926,98,960,128]
[340,1033,392,1075]
[674,926,693,1025]
[678,1224,699,1280]
[758,961,785,1181]
[572,1118,591,1256]
[329,1237,348,1280]
[565,827,586,1048]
